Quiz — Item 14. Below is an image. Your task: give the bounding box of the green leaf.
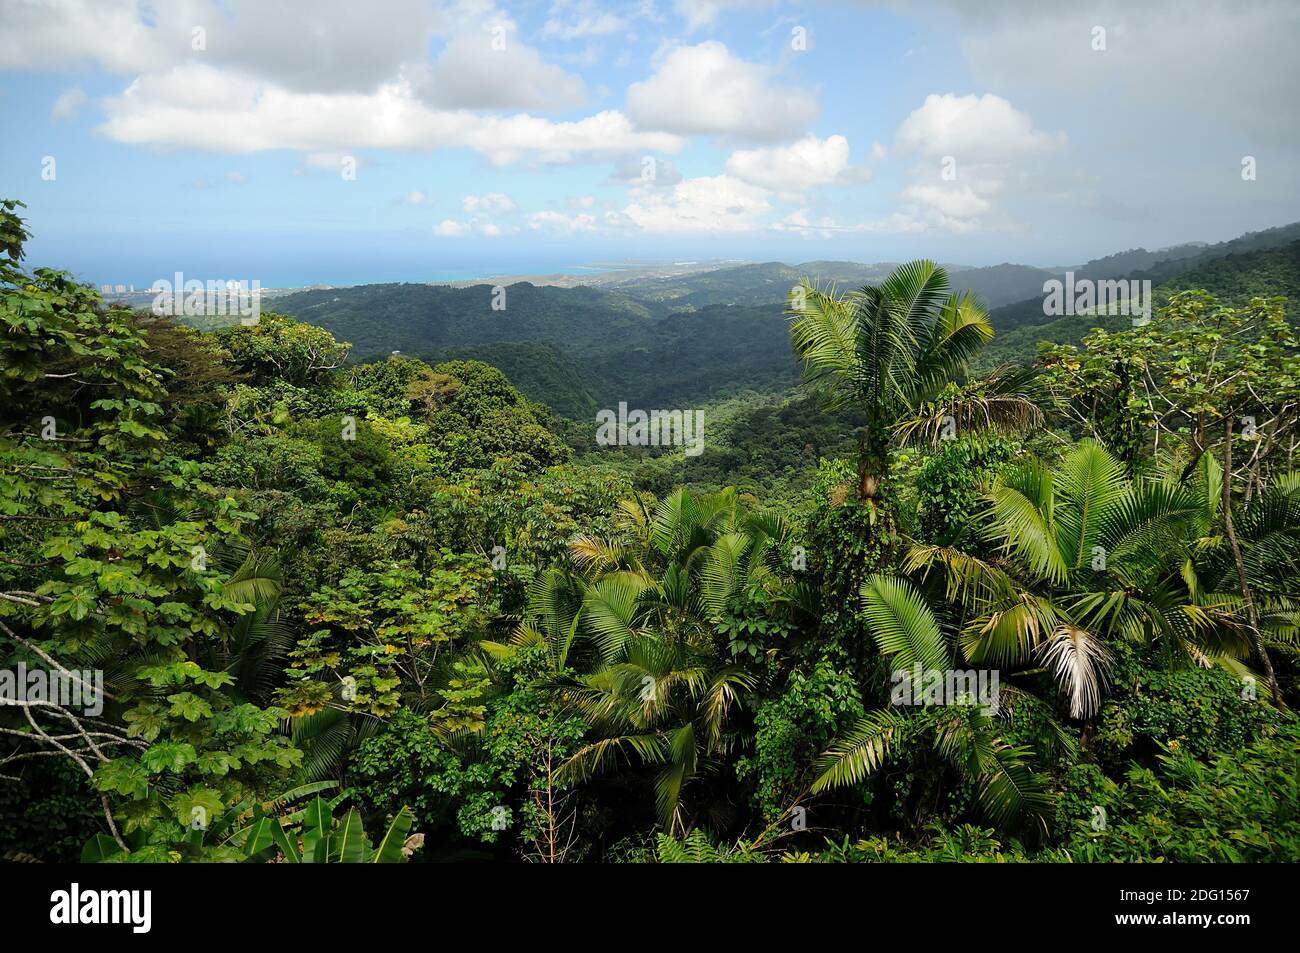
[93,759,150,800]
[141,741,197,774]
[172,788,224,829]
[167,691,213,722]
[371,807,415,863]
[326,808,370,863]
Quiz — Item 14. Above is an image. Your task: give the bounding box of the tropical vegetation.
[2,198,1297,863]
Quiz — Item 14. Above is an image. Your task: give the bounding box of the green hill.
[980,239,1300,367]
[275,224,1300,412]
[276,282,797,415]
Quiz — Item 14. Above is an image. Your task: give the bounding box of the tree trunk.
[857,423,890,500]
[1221,418,1282,705]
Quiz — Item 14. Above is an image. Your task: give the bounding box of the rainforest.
[2,2,1299,895]
[2,197,1297,866]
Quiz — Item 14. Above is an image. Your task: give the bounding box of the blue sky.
[2,0,1298,287]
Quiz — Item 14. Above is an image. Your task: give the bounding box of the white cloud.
[441,190,523,237]
[433,217,515,237]
[7,0,665,163]
[725,135,869,195]
[543,0,629,39]
[0,1,579,110]
[886,92,1064,232]
[613,174,772,233]
[0,0,172,73]
[49,86,87,121]
[611,155,684,188]
[627,41,817,141]
[415,27,586,110]
[402,190,431,205]
[463,192,517,213]
[529,210,597,232]
[895,93,1065,162]
[97,64,683,163]
[901,183,993,220]
[0,0,438,91]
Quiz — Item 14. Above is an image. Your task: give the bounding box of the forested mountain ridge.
[984,222,1300,336]
[979,238,1300,368]
[277,283,798,413]
[275,222,1300,418]
[3,199,1299,866]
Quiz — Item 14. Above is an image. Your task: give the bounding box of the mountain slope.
[985,222,1300,336]
[979,239,1300,367]
[275,282,797,414]
[273,221,1300,414]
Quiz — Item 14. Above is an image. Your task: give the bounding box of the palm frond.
[860,574,950,675]
[1036,624,1112,719]
[812,708,918,792]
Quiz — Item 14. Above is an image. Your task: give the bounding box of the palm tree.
[907,440,1294,715]
[492,487,800,833]
[1170,453,1300,698]
[811,574,1054,831]
[787,261,1039,505]
[203,548,293,706]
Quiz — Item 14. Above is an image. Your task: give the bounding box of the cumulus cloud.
[414,26,586,110]
[1,1,582,110]
[0,0,176,73]
[434,190,523,237]
[5,0,666,164]
[627,42,817,141]
[612,174,772,232]
[0,0,438,91]
[896,93,1065,162]
[96,64,682,163]
[725,135,869,195]
[887,92,1064,232]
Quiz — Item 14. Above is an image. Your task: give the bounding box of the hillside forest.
[2,197,1298,864]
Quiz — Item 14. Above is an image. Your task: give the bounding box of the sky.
[2,0,1299,287]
